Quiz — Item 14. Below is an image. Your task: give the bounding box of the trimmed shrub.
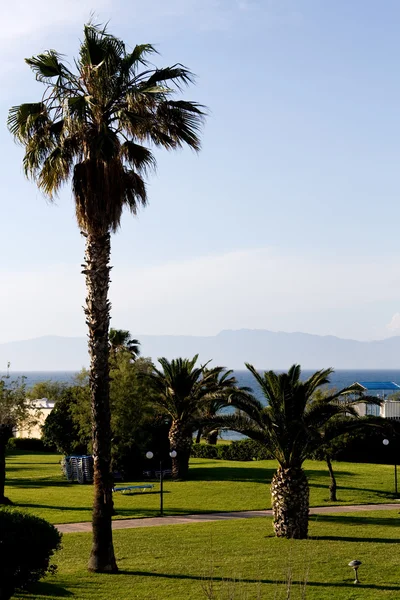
[191,439,272,461]
[191,443,220,459]
[6,437,52,452]
[0,508,62,600]
[219,439,272,461]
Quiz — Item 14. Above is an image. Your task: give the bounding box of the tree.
[0,376,34,504]
[311,389,385,502]
[196,369,249,444]
[41,387,89,455]
[213,364,363,539]
[8,23,204,572]
[147,356,236,479]
[109,329,141,361]
[26,381,68,403]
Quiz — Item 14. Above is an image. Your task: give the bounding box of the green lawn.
[5,451,396,524]
[13,510,400,599]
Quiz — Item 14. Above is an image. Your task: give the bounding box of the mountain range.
[1,330,400,370]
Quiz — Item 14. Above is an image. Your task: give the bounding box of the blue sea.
[5,369,400,396]
[4,369,400,441]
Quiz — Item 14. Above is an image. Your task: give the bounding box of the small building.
[14,398,55,438]
[353,382,400,420]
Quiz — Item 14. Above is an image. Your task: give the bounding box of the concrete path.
[56,503,400,534]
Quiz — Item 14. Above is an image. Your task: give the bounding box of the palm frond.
[25,50,66,82]
[9,22,206,234]
[121,141,156,175]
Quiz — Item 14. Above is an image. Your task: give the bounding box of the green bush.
[191,439,272,461]
[0,508,62,600]
[191,443,220,459]
[6,437,52,452]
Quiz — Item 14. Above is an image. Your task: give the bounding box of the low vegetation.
[0,507,61,600]
[12,510,400,599]
[4,451,397,525]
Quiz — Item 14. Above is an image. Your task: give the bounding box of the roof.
[355,382,400,391]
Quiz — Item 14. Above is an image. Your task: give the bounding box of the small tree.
[146,356,239,479]
[212,364,363,539]
[27,380,68,402]
[0,376,35,504]
[41,388,89,455]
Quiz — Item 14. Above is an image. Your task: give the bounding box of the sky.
[1,0,400,343]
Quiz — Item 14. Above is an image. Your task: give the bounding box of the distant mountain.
[1,330,400,370]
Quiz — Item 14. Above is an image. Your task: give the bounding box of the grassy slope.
[5,451,395,524]
[13,510,400,600]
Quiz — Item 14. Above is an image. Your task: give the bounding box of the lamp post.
[383,439,398,497]
[146,449,177,516]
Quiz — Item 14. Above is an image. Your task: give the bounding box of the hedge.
[0,507,62,600]
[6,437,55,452]
[191,439,272,461]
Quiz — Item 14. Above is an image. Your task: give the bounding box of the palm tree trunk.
[271,466,309,539]
[326,455,337,502]
[206,429,219,445]
[0,425,13,505]
[195,428,203,444]
[84,232,117,574]
[169,420,192,480]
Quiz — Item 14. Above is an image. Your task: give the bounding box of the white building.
[14,398,55,438]
[353,382,400,421]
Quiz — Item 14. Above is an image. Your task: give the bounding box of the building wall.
[14,399,55,439]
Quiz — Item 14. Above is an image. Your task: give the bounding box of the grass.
[12,510,400,599]
[5,451,397,524]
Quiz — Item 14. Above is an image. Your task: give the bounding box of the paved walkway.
[56,503,400,534]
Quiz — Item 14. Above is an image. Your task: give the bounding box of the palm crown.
[222,364,361,468]
[148,356,232,423]
[109,328,140,359]
[8,23,205,235]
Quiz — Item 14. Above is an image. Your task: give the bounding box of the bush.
[219,439,272,461]
[0,508,62,600]
[191,439,272,461]
[191,443,220,459]
[6,437,52,452]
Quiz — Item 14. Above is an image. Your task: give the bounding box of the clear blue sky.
[1,0,400,343]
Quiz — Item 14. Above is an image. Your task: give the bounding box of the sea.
[4,369,400,398]
[5,368,400,441]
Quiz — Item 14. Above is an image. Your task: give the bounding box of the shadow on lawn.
[118,570,400,591]
[312,514,400,528]
[6,478,74,488]
[189,466,351,484]
[18,581,73,597]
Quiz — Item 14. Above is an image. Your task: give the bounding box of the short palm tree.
[8,23,204,572]
[147,356,236,479]
[214,364,362,539]
[196,369,249,444]
[109,328,140,361]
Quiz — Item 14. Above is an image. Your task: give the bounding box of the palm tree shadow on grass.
[311,514,400,527]
[117,570,400,590]
[188,465,352,484]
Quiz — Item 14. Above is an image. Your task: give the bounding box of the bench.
[113,484,154,494]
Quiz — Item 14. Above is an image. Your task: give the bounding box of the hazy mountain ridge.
[1,330,400,370]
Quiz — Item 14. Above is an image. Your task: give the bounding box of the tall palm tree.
[147,356,236,479]
[213,364,362,539]
[8,23,204,573]
[109,328,140,361]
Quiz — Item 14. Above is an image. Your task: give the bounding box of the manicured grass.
[13,510,400,599]
[5,451,396,524]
